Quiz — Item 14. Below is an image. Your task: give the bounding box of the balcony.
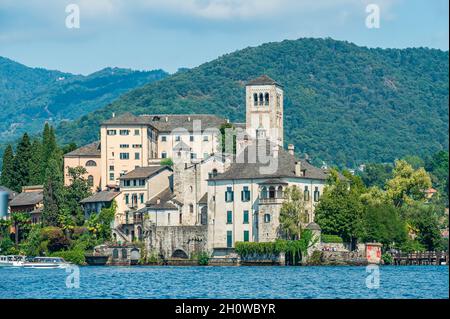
[258,196,285,205]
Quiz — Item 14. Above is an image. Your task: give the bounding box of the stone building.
[70,75,335,261]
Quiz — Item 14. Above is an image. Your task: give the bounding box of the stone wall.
[145,225,208,259]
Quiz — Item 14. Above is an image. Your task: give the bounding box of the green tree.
[402,155,425,170]
[10,212,31,245]
[64,166,92,226]
[0,144,15,189]
[29,139,44,185]
[360,203,407,249]
[315,169,364,246]
[160,158,174,167]
[386,160,432,207]
[218,123,236,154]
[42,158,64,227]
[12,133,32,192]
[279,186,307,240]
[360,163,393,189]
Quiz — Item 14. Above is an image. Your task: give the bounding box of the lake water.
[0,265,448,299]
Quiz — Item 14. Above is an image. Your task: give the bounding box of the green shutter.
[227,231,233,248]
[244,231,249,242]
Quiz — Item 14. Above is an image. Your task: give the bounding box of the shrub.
[196,251,210,266]
[321,234,344,243]
[41,226,70,252]
[307,250,323,265]
[382,253,393,265]
[50,249,85,265]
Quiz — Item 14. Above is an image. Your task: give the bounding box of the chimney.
[288,144,295,156]
[165,116,168,122]
[187,116,191,122]
[295,161,302,176]
[226,119,230,124]
[112,112,115,118]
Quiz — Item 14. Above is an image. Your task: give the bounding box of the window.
[189,204,194,214]
[135,152,140,160]
[241,186,250,202]
[161,152,167,159]
[140,193,144,204]
[261,187,268,199]
[253,93,258,106]
[304,186,310,201]
[109,173,114,181]
[175,136,181,142]
[161,136,167,142]
[109,165,114,171]
[227,211,233,224]
[120,153,129,160]
[190,153,197,160]
[264,92,270,105]
[107,130,116,135]
[87,175,94,186]
[259,93,264,106]
[269,186,276,198]
[314,187,320,202]
[264,213,271,223]
[190,136,194,142]
[119,130,129,136]
[134,129,140,136]
[132,144,142,148]
[203,135,209,142]
[179,213,182,224]
[277,186,283,198]
[227,231,233,248]
[86,160,97,167]
[125,194,129,205]
[120,144,129,148]
[139,179,145,186]
[203,153,209,159]
[243,230,249,242]
[225,187,234,202]
[123,180,131,187]
[243,210,249,224]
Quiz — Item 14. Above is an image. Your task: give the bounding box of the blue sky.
[0,0,448,75]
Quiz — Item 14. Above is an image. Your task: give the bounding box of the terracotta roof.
[10,190,43,207]
[80,191,121,204]
[246,75,282,87]
[64,141,101,157]
[119,166,171,180]
[209,140,330,181]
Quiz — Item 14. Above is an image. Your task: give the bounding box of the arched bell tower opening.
[245,75,284,148]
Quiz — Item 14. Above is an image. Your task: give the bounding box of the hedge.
[321,234,344,243]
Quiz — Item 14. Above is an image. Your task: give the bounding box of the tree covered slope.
[0,56,168,141]
[55,38,448,167]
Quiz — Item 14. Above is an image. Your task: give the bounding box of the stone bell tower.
[245,75,284,148]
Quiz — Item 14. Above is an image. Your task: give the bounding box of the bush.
[382,253,393,265]
[307,250,323,265]
[50,249,85,265]
[41,226,70,252]
[321,234,344,243]
[195,251,210,266]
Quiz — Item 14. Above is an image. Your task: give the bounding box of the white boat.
[0,255,26,267]
[16,257,71,269]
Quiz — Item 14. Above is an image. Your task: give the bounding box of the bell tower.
[245,75,284,147]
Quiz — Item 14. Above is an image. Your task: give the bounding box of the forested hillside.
[56,38,448,167]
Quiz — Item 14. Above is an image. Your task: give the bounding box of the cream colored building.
[64,142,102,192]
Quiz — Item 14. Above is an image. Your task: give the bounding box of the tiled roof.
[101,113,228,133]
[246,75,282,87]
[64,141,101,157]
[119,166,171,180]
[146,187,179,210]
[10,191,43,207]
[209,140,330,181]
[80,191,121,204]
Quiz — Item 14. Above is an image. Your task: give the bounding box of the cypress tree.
[0,144,15,189]
[13,133,32,192]
[29,139,44,185]
[42,157,64,227]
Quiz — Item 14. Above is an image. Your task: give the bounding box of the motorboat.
[16,257,71,269]
[0,255,26,267]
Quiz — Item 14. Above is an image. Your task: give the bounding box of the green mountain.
[0,56,168,141]
[55,38,448,167]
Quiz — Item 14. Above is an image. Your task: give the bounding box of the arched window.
[269,186,276,198]
[304,186,310,201]
[122,248,128,259]
[259,93,264,105]
[86,160,97,167]
[264,213,271,223]
[112,249,119,259]
[264,93,269,105]
[277,186,283,198]
[261,187,268,199]
[87,175,94,186]
[189,204,194,214]
[253,93,258,106]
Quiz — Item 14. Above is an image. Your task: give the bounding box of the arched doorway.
[172,249,188,259]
